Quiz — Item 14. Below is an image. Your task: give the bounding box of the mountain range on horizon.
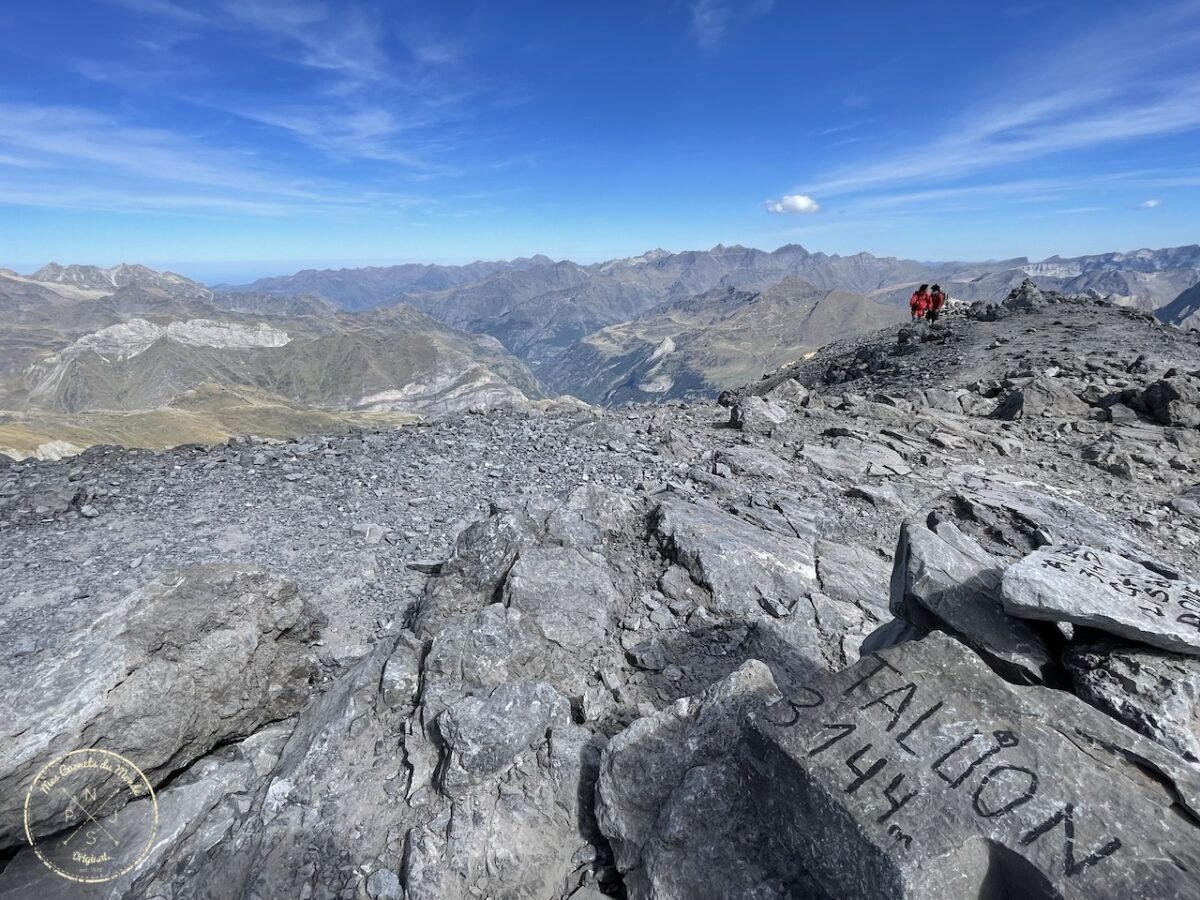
[3,241,1199,459]
[219,241,1200,306]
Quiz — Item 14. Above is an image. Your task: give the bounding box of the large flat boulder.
[654,497,818,619]
[0,566,322,845]
[994,375,1090,420]
[1002,545,1200,654]
[800,437,912,479]
[920,482,1138,563]
[745,633,1200,900]
[731,396,790,434]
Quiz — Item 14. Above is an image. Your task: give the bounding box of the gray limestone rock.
[1002,544,1200,654]
[380,630,425,710]
[800,437,912,479]
[845,481,927,512]
[1064,633,1200,762]
[764,378,811,409]
[544,483,641,551]
[744,632,1200,900]
[437,680,572,798]
[418,603,551,727]
[731,396,790,434]
[654,496,818,619]
[816,540,892,612]
[1081,437,1136,478]
[994,375,1090,420]
[1002,278,1047,311]
[1139,373,1200,428]
[918,483,1140,563]
[503,546,621,655]
[714,445,790,479]
[890,518,1056,684]
[0,724,295,900]
[596,661,820,899]
[0,566,322,845]
[404,720,605,900]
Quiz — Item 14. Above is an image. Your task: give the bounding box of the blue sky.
[1,0,1198,282]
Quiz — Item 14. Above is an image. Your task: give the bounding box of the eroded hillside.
[0,266,547,460]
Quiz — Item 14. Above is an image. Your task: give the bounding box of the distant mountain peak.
[23,262,211,302]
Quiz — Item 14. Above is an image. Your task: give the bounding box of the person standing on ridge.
[909,284,930,320]
[928,284,946,323]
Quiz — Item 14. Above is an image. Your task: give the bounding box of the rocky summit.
[3,283,1200,899]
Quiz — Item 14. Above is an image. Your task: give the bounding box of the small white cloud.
[765,194,821,214]
[1141,198,1162,208]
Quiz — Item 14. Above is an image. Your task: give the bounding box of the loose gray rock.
[1002,544,1200,654]
[800,437,912,479]
[504,546,621,653]
[1002,278,1047,311]
[714,445,790,479]
[436,680,571,798]
[1064,633,1200,762]
[890,518,1056,684]
[731,396,790,434]
[1139,373,1200,428]
[654,496,817,619]
[994,375,1091,420]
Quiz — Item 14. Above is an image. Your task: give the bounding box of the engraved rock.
[744,633,1200,900]
[1002,545,1200,654]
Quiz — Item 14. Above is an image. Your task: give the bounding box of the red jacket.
[910,291,930,315]
[929,290,946,312]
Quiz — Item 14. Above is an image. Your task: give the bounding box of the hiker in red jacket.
[928,284,946,323]
[909,284,931,320]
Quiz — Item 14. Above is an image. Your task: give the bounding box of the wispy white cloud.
[818,122,864,136]
[0,101,451,217]
[89,0,498,175]
[687,0,773,48]
[225,0,388,80]
[1142,198,1162,208]
[0,103,299,196]
[766,194,821,214]
[106,0,207,24]
[800,3,1200,200]
[689,0,730,49]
